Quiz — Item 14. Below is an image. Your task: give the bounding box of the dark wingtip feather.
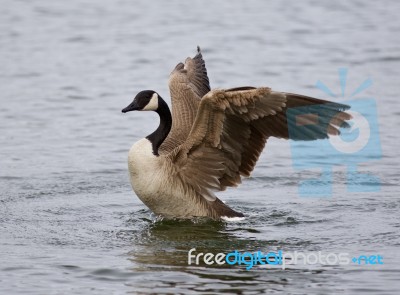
[340,121,351,128]
[337,103,351,111]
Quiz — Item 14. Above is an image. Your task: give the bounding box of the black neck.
[146,97,172,156]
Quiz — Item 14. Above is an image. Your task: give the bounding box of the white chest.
[127,138,164,204]
[126,138,212,218]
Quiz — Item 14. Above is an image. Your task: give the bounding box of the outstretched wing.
[182,45,211,98]
[159,47,211,154]
[168,87,351,201]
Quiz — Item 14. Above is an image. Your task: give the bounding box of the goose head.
[122,90,160,113]
[122,90,172,156]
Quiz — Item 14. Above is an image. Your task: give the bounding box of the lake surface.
[1,0,399,294]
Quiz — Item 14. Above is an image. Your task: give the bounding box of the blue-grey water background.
[1,0,400,294]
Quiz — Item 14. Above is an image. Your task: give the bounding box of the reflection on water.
[129,219,232,268]
[126,218,321,294]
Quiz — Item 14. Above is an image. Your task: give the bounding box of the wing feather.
[159,47,211,154]
[168,87,351,201]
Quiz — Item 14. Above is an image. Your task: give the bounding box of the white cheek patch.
[142,93,159,111]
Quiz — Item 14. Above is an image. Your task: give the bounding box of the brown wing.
[168,87,351,200]
[184,46,211,98]
[159,47,211,154]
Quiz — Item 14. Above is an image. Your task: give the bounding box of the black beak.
[122,101,140,113]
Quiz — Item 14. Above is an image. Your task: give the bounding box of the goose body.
[122,47,352,220]
[128,139,240,219]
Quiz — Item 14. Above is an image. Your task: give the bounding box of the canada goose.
[122,47,351,220]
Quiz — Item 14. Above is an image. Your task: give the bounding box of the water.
[1,0,400,294]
